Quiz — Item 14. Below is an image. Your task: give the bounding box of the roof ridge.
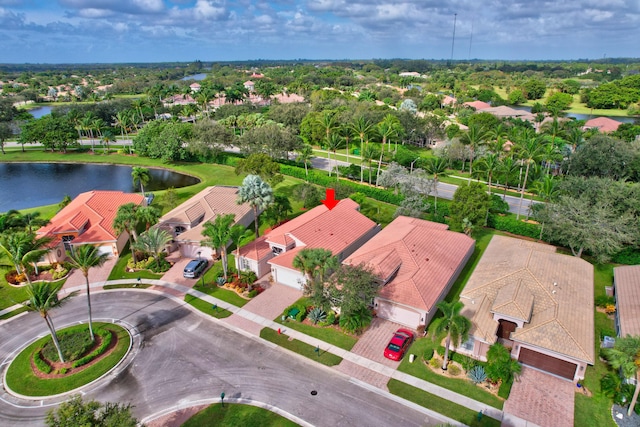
[462,268,528,295]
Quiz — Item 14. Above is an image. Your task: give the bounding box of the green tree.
[423,157,448,213]
[515,136,545,220]
[23,282,76,363]
[201,214,236,281]
[263,194,292,227]
[113,203,140,262]
[523,79,547,100]
[431,300,471,370]
[65,245,110,342]
[449,182,491,232]
[0,231,52,282]
[328,263,379,333]
[568,135,637,181]
[296,144,314,180]
[485,343,521,383]
[46,394,140,427]
[135,205,161,231]
[293,247,338,310]
[459,123,488,176]
[545,92,573,113]
[131,167,150,196]
[0,122,12,155]
[132,227,171,269]
[237,175,274,238]
[234,153,284,187]
[293,182,323,208]
[604,335,640,416]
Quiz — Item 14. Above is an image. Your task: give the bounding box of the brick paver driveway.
[62,257,118,292]
[503,366,574,427]
[160,257,210,288]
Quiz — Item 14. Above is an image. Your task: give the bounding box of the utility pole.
[450,13,458,63]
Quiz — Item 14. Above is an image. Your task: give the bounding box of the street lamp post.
[410,157,420,173]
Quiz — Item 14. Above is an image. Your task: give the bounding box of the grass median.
[184,294,233,319]
[260,328,342,366]
[182,403,299,427]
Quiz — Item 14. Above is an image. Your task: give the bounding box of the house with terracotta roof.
[613,265,640,337]
[583,117,622,133]
[463,100,491,110]
[37,191,145,263]
[235,198,380,289]
[481,105,535,122]
[189,83,201,92]
[343,217,474,329]
[156,186,255,259]
[458,235,594,381]
[244,80,255,92]
[441,95,456,107]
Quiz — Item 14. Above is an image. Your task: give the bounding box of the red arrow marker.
[321,188,339,210]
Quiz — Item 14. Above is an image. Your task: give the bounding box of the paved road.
[0,291,447,427]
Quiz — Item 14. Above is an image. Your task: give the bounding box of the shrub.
[448,364,461,376]
[33,350,52,374]
[247,289,258,298]
[612,247,640,265]
[339,308,373,333]
[468,365,487,384]
[595,295,615,308]
[282,303,308,322]
[57,367,68,375]
[605,304,617,314]
[498,377,514,399]
[51,268,69,280]
[429,357,441,368]
[71,329,113,368]
[308,307,327,325]
[487,214,541,239]
[5,270,20,285]
[423,348,434,362]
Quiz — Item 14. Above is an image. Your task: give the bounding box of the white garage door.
[182,245,212,260]
[96,245,114,257]
[273,267,305,289]
[376,301,421,329]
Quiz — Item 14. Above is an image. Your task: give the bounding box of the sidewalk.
[8,277,504,423]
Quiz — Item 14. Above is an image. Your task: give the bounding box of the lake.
[181,73,207,81]
[512,106,635,124]
[0,163,200,212]
[29,106,53,118]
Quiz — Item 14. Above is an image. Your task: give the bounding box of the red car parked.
[384,329,415,361]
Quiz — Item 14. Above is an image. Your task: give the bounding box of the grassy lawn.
[387,379,501,427]
[5,322,130,396]
[260,328,343,366]
[184,294,233,319]
[103,283,152,290]
[0,306,29,320]
[0,266,66,310]
[182,403,299,427]
[107,250,164,281]
[574,262,616,427]
[359,198,397,227]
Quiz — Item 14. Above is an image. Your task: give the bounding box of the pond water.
[512,106,635,124]
[28,106,53,119]
[0,163,200,212]
[181,73,207,81]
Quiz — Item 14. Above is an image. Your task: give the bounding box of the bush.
[5,270,20,285]
[423,348,434,362]
[468,365,487,384]
[71,329,113,368]
[33,349,52,374]
[487,214,541,239]
[51,268,69,280]
[282,302,308,322]
[308,307,327,325]
[429,357,441,368]
[57,367,68,375]
[612,247,640,265]
[595,295,615,308]
[498,377,514,399]
[448,364,461,376]
[247,289,258,298]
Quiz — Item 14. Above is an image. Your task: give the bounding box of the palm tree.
[0,231,53,283]
[338,124,353,163]
[497,155,519,200]
[423,157,448,213]
[317,111,337,149]
[101,130,115,154]
[515,137,545,220]
[361,144,377,185]
[201,214,236,281]
[65,245,109,342]
[431,300,471,370]
[297,144,314,180]
[131,98,146,124]
[350,116,373,151]
[131,167,150,196]
[325,133,343,178]
[132,227,171,269]
[23,281,76,363]
[113,203,140,262]
[229,224,252,263]
[377,114,404,152]
[136,205,160,231]
[477,153,501,225]
[604,335,640,416]
[237,175,274,238]
[459,124,488,177]
[292,247,337,309]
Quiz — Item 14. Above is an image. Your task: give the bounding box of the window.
[62,235,74,253]
[175,226,186,236]
[272,246,283,255]
[460,337,475,352]
[240,257,250,270]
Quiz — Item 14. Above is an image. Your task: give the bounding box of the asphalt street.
[0,291,447,426]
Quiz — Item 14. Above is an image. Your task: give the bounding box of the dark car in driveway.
[183,259,207,278]
[384,329,415,361]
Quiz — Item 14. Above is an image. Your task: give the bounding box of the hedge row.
[487,214,541,239]
[71,328,113,368]
[33,349,52,374]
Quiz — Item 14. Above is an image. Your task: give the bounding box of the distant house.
[459,235,594,381]
[441,95,456,107]
[463,100,491,110]
[481,105,535,121]
[272,92,305,104]
[235,198,380,289]
[190,83,201,92]
[399,72,422,78]
[250,72,264,79]
[244,80,255,92]
[613,265,640,337]
[156,186,255,259]
[343,217,474,329]
[37,191,145,263]
[583,117,622,133]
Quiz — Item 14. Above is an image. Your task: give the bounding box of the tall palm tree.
[377,114,404,152]
[0,231,52,283]
[498,155,519,200]
[604,335,640,416]
[477,153,501,225]
[350,116,373,152]
[338,124,353,163]
[515,136,545,220]
[423,157,448,213]
[459,124,488,177]
[131,167,150,196]
[132,227,171,269]
[296,144,314,180]
[325,133,343,178]
[201,214,236,281]
[361,144,377,185]
[101,130,115,154]
[23,281,76,363]
[431,300,471,370]
[229,224,253,263]
[113,203,140,262]
[237,175,274,238]
[136,205,160,231]
[317,111,337,149]
[65,245,109,342]
[131,98,146,124]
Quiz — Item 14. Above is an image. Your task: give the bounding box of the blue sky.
[1,0,639,63]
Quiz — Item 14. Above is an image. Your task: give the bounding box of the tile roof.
[37,191,144,244]
[482,105,535,120]
[583,117,622,133]
[242,199,378,270]
[344,216,474,311]
[463,100,491,110]
[614,265,640,337]
[460,235,595,364]
[157,186,254,243]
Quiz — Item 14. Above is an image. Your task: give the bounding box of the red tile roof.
[37,191,144,244]
[344,216,474,311]
[583,117,622,133]
[614,265,640,337]
[463,100,491,110]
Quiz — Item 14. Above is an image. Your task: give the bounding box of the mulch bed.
[31,329,119,379]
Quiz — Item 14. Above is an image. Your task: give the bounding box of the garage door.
[182,245,212,259]
[273,267,305,290]
[518,348,577,380]
[376,301,421,329]
[96,245,113,256]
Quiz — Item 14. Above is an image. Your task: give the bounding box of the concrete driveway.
[502,366,575,427]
